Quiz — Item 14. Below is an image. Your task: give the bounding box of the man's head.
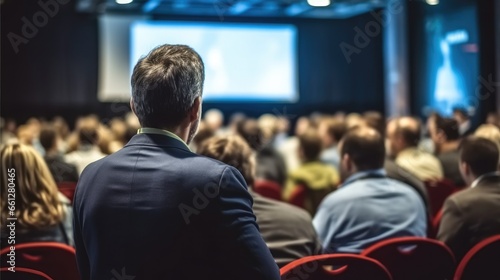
[298,128,323,163]
[318,117,347,148]
[204,109,224,131]
[197,135,256,187]
[459,136,499,185]
[237,119,264,151]
[339,126,385,181]
[429,116,460,151]
[39,125,58,153]
[453,108,469,125]
[363,111,385,137]
[78,126,99,146]
[130,44,205,144]
[386,117,421,158]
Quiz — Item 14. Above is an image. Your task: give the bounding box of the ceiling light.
[307,0,331,7]
[426,0,439,5]
[116,0,133,4]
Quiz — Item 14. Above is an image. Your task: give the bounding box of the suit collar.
[125,133,191,152]
[472,172,500,189]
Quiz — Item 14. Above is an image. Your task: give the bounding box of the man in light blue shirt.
[313,126,427,253]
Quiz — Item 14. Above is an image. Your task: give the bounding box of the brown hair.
[1,144,65,230]
[298,128,323,162]
[197,135,256,187]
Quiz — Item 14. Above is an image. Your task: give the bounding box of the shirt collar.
[341,168,386,188]
[470,171,500,188]
[137,127,190,151]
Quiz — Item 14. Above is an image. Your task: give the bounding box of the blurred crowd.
[1,107,500,266]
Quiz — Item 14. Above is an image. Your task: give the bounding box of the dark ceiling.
[75,0,387,18]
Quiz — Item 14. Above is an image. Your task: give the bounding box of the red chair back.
[289,184,307,208]
[57,181,77,203]
[362,237,455,280]
[454,235,500,280]
[0,267,53,280]
[280,254,392,280]
[0,242,78,280]
[425,180,459,217]
[253,180,282,201]
[428,208,444,238]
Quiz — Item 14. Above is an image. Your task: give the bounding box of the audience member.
[107,117,128,153]
[386,117,444,181]
[198,135,321,267]
[238,119,287,187]
[278,116,311,172]
[453,108,474,136]
[313,126,426,253]
[273,117,290,148]
[39,125,79,183]
[0,144,73,246]
[204,108,225,134]
[73,44,279,280]
[189,121,215,152]
[363,111,385,136]
[474,124,500,153]
[285,128,339,215]
[0,118,17,146]
[318,116,346,170]
[65,125,106,174]
[430,116,465,186]
[438,137,500,261]
[486,112,500,128]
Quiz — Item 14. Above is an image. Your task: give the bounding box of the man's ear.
[459,161,470,177]
[342,153,351,171]
[189,97,202,122]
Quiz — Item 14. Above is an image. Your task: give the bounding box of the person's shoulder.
[253,193,313,223]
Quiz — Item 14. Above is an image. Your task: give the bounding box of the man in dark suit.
[73,44,280,280]
[438,136,500,261]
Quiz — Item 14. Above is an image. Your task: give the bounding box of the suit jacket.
[73,133,280,280]
[44,155,79,183]
[437,174,500,261]
[251,191,321,267]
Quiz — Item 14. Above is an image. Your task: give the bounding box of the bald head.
[386,117,421,157]
[340,126,385,172]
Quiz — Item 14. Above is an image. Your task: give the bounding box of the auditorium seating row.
[2,235,499,280]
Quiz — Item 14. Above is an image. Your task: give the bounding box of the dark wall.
[1,0,384,125]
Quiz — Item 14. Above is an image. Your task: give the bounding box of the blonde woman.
[0,144,73,247]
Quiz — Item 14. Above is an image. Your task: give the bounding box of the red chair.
[428,208,444,238]
[289,184,307,208]
[280,254,392,280]
[362,237,455,280]
[57,181,77,203]
[454,235,500,280]
[253,179,282,201]
[0,267,53,280]
[0,242,78,280]
[425,179,459,217]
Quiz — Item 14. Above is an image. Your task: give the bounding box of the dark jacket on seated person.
[438,173,500,261]
[251,190,321,267]
[438,150,466,187]
[44,154,79,183]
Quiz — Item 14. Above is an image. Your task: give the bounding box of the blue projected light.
[425,7,478,116]
[130,21,298,102]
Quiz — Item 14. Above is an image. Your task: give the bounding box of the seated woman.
[198,135,321,267]
[0,144,73,247]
